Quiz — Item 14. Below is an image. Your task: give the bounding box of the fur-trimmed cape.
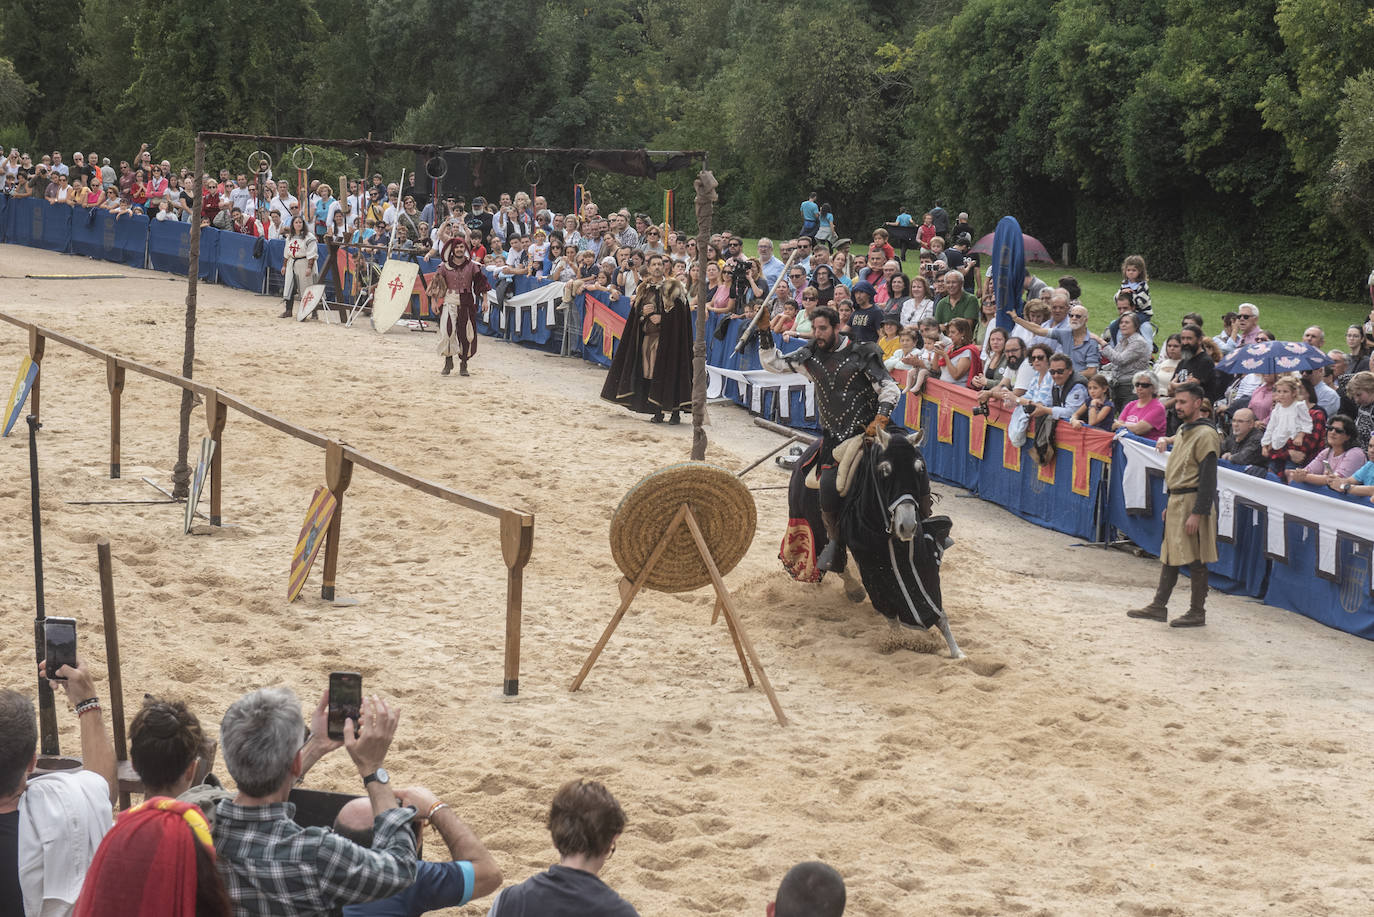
[600,276,694,415]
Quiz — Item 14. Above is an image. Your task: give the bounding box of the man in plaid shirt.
[212,686,418,916]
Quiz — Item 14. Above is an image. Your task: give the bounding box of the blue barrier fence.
[901,388,1373,640]
[1104,431,1374,638]
[70,208,149,268]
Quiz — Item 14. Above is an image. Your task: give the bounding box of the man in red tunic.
[429,238,491,376]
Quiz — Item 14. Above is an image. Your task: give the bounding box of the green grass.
[739,239,1368,346]
[1067,269,1365,346]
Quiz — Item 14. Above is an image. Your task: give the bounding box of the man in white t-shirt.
[273,180,298,224]
[228,173,253,213]
[1,661,117,917]
[346,180,365,227]
[501,234,532,277]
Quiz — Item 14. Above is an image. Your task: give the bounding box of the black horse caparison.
[781,428,963,657]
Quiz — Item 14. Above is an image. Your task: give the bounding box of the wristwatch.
[362,768,390,787]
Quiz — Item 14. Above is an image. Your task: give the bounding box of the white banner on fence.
[1117,434,1374,584]
[484,281,566,331]
[705,365,815,421]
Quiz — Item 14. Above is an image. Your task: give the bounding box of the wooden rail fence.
[0,311,534,695]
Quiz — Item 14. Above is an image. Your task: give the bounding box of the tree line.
[1,0,1370,300]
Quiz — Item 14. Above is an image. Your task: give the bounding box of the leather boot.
[816,510,845,573]
[1129,565,1177,621]
[1170,565,1208,627]
[668,411,681,425]
[459,359,469,377]
[442,356,453,375]
[1127,604,1168,622]
[280,302,292,318]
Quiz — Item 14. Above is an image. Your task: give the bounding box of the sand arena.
[1,246,1371,915]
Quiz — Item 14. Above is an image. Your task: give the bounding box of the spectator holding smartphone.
[2,660,118,917]
[212,687,419,916]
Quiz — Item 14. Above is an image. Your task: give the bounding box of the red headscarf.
[73,797,217,917]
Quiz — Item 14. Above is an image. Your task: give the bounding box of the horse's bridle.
[866,440,918,536]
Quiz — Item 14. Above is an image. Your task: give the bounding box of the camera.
[728,258,753,297]
[971,403,989,417]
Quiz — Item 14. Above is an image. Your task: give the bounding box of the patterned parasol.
[1216,340,1332,375]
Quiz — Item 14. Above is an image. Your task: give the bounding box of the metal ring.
[248,150,272,175]
[425,155,448,180]
[290,146,314,170]
[523,159,541,186]
[570,161,587,185]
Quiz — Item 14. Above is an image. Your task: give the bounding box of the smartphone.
[327,671,362,741]
[44,617,78,681]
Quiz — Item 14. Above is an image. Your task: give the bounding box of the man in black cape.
[600,252,693,424]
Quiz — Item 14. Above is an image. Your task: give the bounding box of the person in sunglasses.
[1288,415,1366,485]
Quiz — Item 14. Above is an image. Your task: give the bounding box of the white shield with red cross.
[372,258,420,333]
[295,284,328,321]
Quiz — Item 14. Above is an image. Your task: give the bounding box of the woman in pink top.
[146,165,169,200]
[1288,414,1366,485]
[1246,373,1278,423]
[1112,371,1167,440]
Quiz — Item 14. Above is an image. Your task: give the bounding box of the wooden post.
[690,163,716,461]
[204,391,227,526]
[27,327,44,427]
[500,510,534,696]
[28,414,57,756]
[320,441,353,602]
[106,357,124,478]
[96,538,131,809]
[174,134,206,500]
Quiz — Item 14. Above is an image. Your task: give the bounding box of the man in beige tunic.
[1129,382,1219,627]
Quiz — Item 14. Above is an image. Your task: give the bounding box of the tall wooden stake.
[174,134,207,500]
[97,538,131,809]
[27,415,58,755]
[27,328,43,427]
[106,356,124,478]
[691,162,717,461]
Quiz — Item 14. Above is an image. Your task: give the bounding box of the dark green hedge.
[1073,191,1368,300]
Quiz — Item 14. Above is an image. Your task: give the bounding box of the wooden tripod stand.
[570,503,787,726]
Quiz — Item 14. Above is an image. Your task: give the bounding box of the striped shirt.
[213,799,417,917]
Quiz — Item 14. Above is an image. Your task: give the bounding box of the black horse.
[780,428,963,657]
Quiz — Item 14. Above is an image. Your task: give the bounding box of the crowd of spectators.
[2,659,847,916]
[7,144,1374,486]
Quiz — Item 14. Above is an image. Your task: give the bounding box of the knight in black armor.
[757,305,899,571]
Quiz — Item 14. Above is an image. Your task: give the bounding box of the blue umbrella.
[1216,340,1332,375]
